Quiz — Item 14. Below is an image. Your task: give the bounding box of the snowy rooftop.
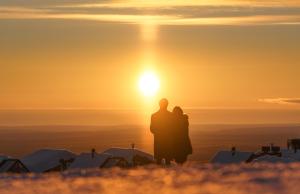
[103,147,154,164]
[253,155,297,163]
[281,149,300,161]
[21,149,77,173]
[69,152,112,169]
[211,150,253,164]
[0,160,15,173]
[0,155,9,163]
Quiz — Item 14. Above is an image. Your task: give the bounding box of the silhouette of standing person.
[172,106,193,164]
[150,98,173,165]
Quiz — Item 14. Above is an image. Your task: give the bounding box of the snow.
[0,155,9,163]
[103,148,154,164]
[281,149,300,161]
[1,163,300,194]
[21,149,77,173]
[211,150,253,164]
[253,155,297,163]
[69,152,112,169]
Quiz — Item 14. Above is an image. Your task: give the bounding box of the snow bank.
[1,163,300,194]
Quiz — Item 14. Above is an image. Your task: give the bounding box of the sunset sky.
[1,0,300,110]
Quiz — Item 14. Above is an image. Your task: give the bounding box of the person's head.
[159,98,168,110]
[173,106,183,116]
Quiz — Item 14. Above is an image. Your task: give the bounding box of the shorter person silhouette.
[172,106,193,164]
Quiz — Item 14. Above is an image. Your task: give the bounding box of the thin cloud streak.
[62,0,300,8]
[1,10,300,26]
[259,98,300,105]
[1,1,300,25]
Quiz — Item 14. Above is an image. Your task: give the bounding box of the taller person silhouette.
[150,98,173,165]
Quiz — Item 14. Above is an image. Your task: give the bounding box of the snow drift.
[1,163,300,194]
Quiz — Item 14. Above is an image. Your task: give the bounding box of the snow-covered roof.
[0,158,29,173]
[253,155,297,163]
[21,149,77,173]
[103,148,154,164]
[0,160,16,173]
[211,151,253,164]
[69,152,112,169]
[0,155,9,163]
[281,149,300,161]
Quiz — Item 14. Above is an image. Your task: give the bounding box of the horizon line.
[1,107,300,111]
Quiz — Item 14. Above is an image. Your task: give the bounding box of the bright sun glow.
[138,71,160,97]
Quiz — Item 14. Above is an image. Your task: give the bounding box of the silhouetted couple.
[150,98,193,165]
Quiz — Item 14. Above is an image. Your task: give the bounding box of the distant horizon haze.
[0,109,299,126]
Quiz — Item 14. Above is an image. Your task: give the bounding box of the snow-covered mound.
[69,152,112,169]
[21,149,76,173]
[1,163,300,194]
[103,148,154,164]
[253,155,297,163]
[211,150,253,164]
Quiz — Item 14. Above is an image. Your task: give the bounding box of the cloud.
[0,1,300,25]
[259,98,300,105]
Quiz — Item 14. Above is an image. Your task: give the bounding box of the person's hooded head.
[173,106,188,119]
[173,106,183,116]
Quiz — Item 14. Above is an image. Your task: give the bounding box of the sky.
[0,0,300,110]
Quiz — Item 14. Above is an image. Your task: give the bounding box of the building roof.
[253,155,297,163]
[69,152,112,169]
[0,159,29,173]
[211,150,253,164]
[281,149,300,161]
[0,160,15,173]
[103,148,154,164]
[21,149,77,173]
[0,155,9,163]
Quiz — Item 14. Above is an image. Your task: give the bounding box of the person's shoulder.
[167,111,173,117]
[167,110,172,115]
[151,111,160,118]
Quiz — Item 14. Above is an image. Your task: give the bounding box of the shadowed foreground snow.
[1,163,300,194]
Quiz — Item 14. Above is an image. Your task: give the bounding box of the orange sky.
[0,0,300,110]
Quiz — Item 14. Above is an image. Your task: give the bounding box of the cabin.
[0,155,29,173]
[211,147,253,164]
[69,150,112,169]
[211,143,300,164]
[103,147,154,167]
[21,149,76,173]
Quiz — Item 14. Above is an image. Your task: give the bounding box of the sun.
[138,71,160,97]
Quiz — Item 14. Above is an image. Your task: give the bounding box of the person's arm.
[184,114,193,153]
